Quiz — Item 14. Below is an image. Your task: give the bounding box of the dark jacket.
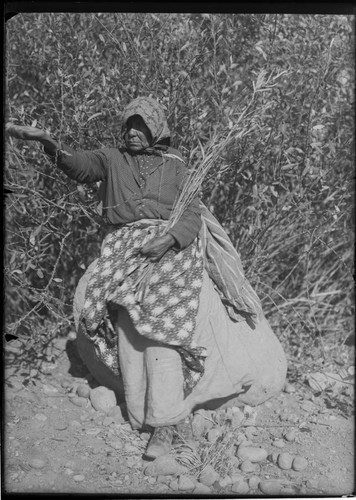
[48,144,201,249]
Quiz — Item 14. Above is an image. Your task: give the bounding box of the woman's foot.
[174,417,196,447]
[145,425,174,459]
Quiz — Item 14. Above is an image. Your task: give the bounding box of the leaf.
[36,269,44,279]
[313,124,324,130]
[87,112,103,123]
[180,41,191,52]
[30,225,42,245]
[255,44,267,60]
[98,34,105,43]
[53,278,62,283]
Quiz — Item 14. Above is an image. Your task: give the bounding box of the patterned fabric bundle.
[199,204,263,325]
[80,220,206,393]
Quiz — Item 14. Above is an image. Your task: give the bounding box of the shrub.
[5,13,354,371]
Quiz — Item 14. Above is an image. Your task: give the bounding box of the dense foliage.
[5,13,354,371]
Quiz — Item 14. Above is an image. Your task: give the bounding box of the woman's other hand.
[5,123,45,141]
[140,233,176,262]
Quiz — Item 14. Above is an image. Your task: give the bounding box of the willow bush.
[5,13,354,370]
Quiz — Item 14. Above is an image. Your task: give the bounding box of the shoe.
[174,417,196,447]
[145,425,174,459]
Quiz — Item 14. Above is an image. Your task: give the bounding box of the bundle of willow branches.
[135,69,288,301]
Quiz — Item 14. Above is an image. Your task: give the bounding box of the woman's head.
[122,97,170,152]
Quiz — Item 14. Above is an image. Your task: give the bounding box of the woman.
[6,97,287,459]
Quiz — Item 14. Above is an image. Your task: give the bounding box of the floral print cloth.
[80,220,206,394]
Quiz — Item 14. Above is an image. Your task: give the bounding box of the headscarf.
[121,97,171,153]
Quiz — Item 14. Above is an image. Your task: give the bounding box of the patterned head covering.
[121,97,171,148]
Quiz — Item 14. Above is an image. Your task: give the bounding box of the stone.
[157,475,171,485]
[42,384,59,394]
[207,428,220,442]
[108,405,125,424]
[292,456,308,471]
[237,439,254,447]
[218,477,230,488]
[61,380,72,389]
[199,465,219,486]
[230,472,244,483]
[248,475,260,490]
[73,474,85,482]
[28,457,46,469]
[301,400,315,412]
[278,452,294,470]
[231,479,250,494]
[169,478,179,491]
[70,396,88,407]
[192,410,214,437]
[178,475,196,491]
[281,486,298,495]
[245,426,258,439]
[191,413,205,438]
[284,430,296,442]
[237,446,268,462]
[34,414,47,422]
[230,407,244,428]
[259,479,282,495]
[239,460,260,473]
[268,451,279,464]
[103,416,115,426]
[144,456,185,477]
[89,386,116,412]
[283,382,296,393]
[77,384,90,398]
[272,439,285,448]
[240,460,256,474]
[193,483,211,494]
[140,432,151,442]
[288,413,299,423]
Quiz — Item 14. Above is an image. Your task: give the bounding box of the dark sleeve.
[44,143,108,183]
[167,162,202,250]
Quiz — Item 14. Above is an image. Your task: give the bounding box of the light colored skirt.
[74,262,287,429]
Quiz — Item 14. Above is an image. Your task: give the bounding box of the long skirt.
[74,262,287,430]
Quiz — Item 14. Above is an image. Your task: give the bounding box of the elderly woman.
[6,97,287,460]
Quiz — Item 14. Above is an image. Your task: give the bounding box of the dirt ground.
[3,331,355,497]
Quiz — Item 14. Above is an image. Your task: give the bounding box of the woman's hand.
[140,233,176,262]
[5,123,46,141]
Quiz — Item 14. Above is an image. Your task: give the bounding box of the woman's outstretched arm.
[6,123,59,155]
[5,122,107,183]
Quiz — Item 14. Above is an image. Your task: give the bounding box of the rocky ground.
[4,331,355,497]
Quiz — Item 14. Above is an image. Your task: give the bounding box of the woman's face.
[124,115,152,152]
